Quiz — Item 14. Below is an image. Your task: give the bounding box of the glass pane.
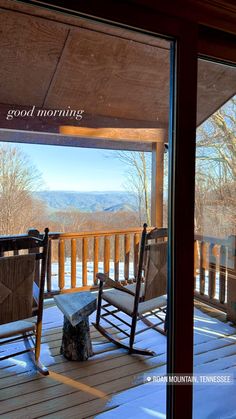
[0,4,173,418]
[194,58,236,418]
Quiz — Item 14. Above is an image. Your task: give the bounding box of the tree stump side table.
[54,292,97,361]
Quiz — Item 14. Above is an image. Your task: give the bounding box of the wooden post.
[151,130,166,228]
[193,240,198,290]
[133,233,140,280]
[28,228,40,285]
[104,236,110,276]
[114,235,120,281]
[93,237,99,285]
[219,245,226,304]
[47,240,52,293]
[227,235,236,323]
[82,238,88,287]
[124,234,130,283]
[208,243,217,299]
[200,241,207,295]
[71,239,76,289]
[58,239,65,291]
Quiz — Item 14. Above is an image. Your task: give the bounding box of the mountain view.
[35,191,137,213]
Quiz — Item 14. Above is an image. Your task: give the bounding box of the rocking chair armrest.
[96,273,135,296]
[96,272,109,283]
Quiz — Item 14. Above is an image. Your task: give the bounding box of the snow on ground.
[50,260,134,290]
[50,260,224,303]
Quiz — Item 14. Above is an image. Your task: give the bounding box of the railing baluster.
[114,235,119,281]
[71,238,76,288]
[215,244,220,299]
[28,228,40,285]
[104,236,110,276]
[82,237,88,286]
[47,240,52,293]
[194,240,198,291]
[124,234,130,283]
[219,244,226,304]
[58,239,65,291]
[93,237,99,285]
[209,243,217,299]
[200,241,207,295]
[133,233,140,280]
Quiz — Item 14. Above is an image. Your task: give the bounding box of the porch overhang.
[0,1,236,228]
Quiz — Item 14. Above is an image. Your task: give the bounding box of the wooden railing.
[194,234,236,313]
[47,229,236,312]
[1,228,235,316]
[45,228,146,297]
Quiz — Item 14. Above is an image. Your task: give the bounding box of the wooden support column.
[151,129,166,227]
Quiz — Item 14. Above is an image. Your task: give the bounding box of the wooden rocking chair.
[0,228,49,375]
[94,224,167,356]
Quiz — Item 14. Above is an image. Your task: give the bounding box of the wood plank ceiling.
[0,3,235,149]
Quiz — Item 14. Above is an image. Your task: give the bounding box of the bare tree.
[0,145,45,235]
[116,151,151,226]
[53,209,86,233]
[197,98,236,180]
[195,96,236,236]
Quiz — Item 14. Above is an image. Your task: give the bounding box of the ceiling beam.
[59,126,168,142]
[0,129,153,151]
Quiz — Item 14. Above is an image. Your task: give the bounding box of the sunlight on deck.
[194,326,236,339]
[49,371,108,399]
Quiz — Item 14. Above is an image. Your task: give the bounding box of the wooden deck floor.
[0,301,235,419]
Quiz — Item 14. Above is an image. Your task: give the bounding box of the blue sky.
[0,142,127,191]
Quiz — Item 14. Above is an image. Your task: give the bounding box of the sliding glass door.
[193,56,236,418]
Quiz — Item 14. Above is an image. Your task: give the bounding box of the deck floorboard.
[0,301,235,418]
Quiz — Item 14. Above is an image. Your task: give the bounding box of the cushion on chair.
[138,295,167,314]
[0,318,36,339]
[103,288,167,316]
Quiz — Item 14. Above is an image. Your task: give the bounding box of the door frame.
[6,1,236,418]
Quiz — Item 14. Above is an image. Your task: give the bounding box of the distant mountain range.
[34,191,137,213]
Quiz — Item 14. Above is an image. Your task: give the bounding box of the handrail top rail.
[0,229,49,252]
[194,234,232,246]
[0,227,154,242]
[49,227,152,239]
[0,228,234,246]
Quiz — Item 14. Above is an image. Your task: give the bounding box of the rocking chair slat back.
[144,241,167,301]
[0,254,36,324]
